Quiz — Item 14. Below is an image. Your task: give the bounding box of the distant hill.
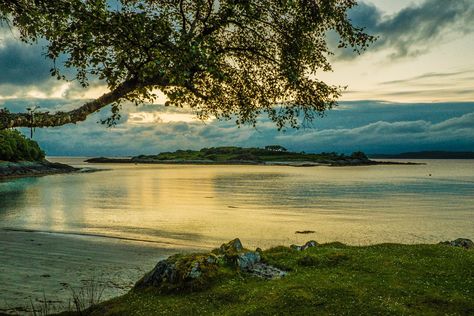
[370,151,474,159]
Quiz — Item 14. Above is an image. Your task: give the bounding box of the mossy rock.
[135,239,267,293]
[135,253,221,292]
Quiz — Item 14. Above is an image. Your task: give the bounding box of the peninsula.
[0,129,77,178]
[85,146,418,167]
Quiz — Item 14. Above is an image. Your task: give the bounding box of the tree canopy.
[0,129,45,161]
[0,0,374,130]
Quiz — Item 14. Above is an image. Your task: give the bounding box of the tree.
[0,0,374,130]
[0,129,45,161]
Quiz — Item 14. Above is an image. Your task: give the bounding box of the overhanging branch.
[0,78,140,129]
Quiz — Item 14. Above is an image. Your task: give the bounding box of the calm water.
[1,158,473,249]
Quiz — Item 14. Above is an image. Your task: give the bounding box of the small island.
[86,146,419,167]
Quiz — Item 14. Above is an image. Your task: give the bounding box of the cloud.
[0,30,53,85]
[275,111,474,154]
[380,70,474,85]
[4,99,471,157]
[339,0,474,59]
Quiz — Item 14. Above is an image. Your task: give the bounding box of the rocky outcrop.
[0,160,77,178]
[134,252,220,290]
[290,240,318,251]
[135,238,287,291]
[439,238,473,249]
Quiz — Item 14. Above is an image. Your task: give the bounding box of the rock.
[135,258,178,288]
[134,253,218,290]
[206,253,219,264]
[136,239,287,291]
[218,238,243,254]
[249,263,287,280]
[439,238,474,249]
[216,239,262,270]
[188,263,202,279]
[0,160,77,178]
[295,230,315,234]
[290,240,319,251]
[237,251,261,270]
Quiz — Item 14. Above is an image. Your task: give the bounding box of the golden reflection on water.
[1,159,474,249]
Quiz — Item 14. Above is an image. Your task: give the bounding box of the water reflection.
[0,178,34,215]
[0,160,473,249]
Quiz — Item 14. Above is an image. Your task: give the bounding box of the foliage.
[66,243,474,315]
[0,0,374,129]
[133,146,365,163]
[0,129,45,162]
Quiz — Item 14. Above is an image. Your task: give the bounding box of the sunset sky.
[1,0,473,156]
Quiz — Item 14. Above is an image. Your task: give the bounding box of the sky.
[0,0,473,156]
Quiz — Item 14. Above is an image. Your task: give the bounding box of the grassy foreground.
[62,242,474,316]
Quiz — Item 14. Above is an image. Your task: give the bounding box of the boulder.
[237,251,261,270]
[290,240,318,251]
[218,238,243,254]
[134,253,219,290]
[439,238,473,249]
[135,239,287,291]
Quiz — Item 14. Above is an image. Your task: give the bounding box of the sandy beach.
[0,230,195,314]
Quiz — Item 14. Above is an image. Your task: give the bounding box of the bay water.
[1,158,473,249]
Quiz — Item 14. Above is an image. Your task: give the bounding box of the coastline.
[0,160,77,179]
[0,160,104,180]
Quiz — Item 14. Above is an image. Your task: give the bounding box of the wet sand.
[0,230,196,314]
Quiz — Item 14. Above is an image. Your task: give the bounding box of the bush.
[0,129,45,162]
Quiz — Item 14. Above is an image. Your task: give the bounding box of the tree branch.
[179,0,187,34]
[0,78,140,129]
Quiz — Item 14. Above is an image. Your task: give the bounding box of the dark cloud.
[276,112,474,154]
[338,0,474,59]
[0,33,53,85]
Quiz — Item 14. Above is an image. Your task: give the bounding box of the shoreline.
[0,229,193,315]
[0,160,103,180]
[0,160,77,179]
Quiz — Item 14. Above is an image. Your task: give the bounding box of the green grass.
[71,243,473,315]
